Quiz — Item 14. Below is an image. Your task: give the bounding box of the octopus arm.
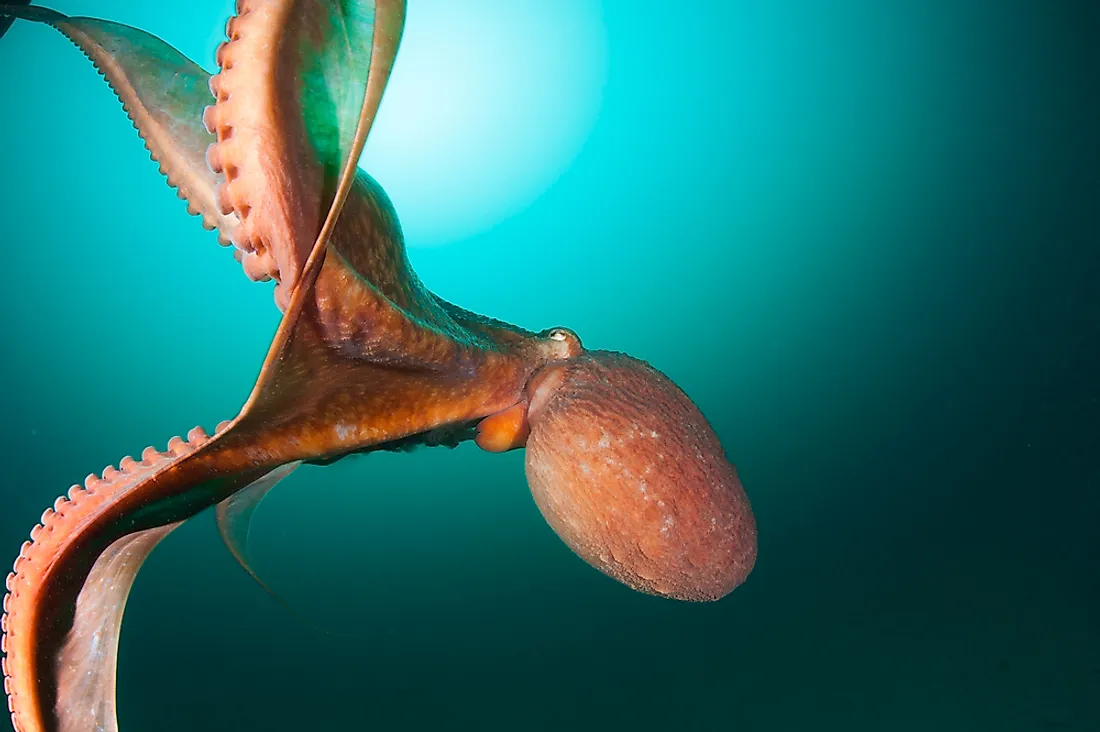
[214,461,318,624]
[0,2,34,40]
[1,5,240,243]
[204,0,407,309]
[0,422,295,732]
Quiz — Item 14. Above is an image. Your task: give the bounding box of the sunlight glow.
[360,0,607,247]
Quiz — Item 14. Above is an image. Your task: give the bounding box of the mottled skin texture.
[0,2,757,731]
[525,353,758,601]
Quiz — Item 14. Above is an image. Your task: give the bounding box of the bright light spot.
[361,0,607,246]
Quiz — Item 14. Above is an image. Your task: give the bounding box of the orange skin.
[475,403,532,452]
[524,353,757,601]
[0,3,756,732]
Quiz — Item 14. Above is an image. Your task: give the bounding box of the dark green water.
[1,1,1097,730]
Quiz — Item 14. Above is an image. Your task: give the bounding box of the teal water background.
[1,1,1098,729]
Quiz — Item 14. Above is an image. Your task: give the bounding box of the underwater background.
[0,0,1097,729]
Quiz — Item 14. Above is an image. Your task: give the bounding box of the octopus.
[0,2,757,731]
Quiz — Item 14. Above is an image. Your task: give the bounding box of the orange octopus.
[0,3,757,731]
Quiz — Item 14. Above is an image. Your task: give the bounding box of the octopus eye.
[542,327,583,358]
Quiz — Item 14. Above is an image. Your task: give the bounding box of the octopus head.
[487,332,758,602]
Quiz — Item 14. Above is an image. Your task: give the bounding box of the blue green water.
[1,0,1098,729]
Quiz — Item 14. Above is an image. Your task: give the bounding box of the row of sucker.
[203,1,283,287]
[55,25,240,247]
[1,421,231,732]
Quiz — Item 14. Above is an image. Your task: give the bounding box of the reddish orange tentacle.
[0,424,257,732]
